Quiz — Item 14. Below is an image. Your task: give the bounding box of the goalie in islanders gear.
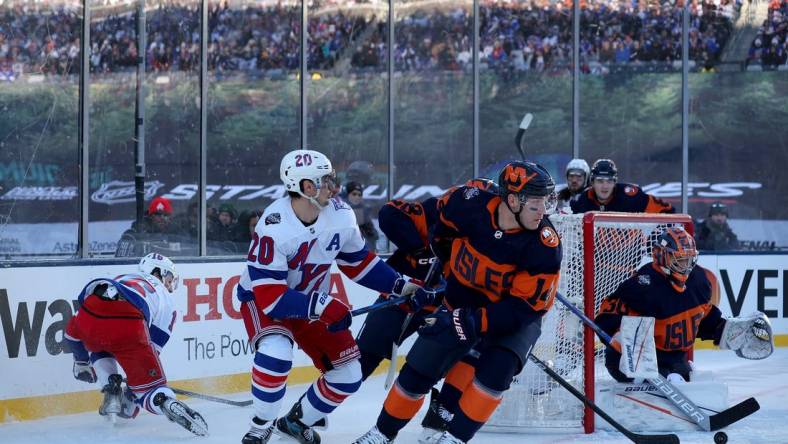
[353,161,562,444]
[64,253,208,436]
[235,149,430,444]
[595,227,774,384]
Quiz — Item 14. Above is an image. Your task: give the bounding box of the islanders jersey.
[595,264,723,370]
[378,197,439,279]
[378,178,498,279]
[432,185,562,336]
[237,196,399,320]
[570,182,674,214]
[73,273,177,352]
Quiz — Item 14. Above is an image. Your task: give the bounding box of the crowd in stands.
[114,195,264,257]
[0,0,741,80]
[748,0,788,68]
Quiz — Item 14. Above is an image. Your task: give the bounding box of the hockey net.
[484,212,693,433]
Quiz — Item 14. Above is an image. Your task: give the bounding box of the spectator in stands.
[342,181,378,252]
[116,196,179,257]
[234,209,264,246]
[696,202,740,251]
[172,201,199,238]
[207,203,237,242]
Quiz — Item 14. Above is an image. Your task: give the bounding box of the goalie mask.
[498,161,557,228]
[652,227,698,292]
[280,149,339,208]
[139,253,179,293]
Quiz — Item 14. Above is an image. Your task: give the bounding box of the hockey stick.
[554,291,760,431]
[528,354,679,444]
[171,388,252,407]
[351,295,408,317]
[351,283,447,318]
[513,113,533,161]
[384,259,443,390]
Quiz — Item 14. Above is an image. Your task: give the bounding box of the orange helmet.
[652,227,698,291]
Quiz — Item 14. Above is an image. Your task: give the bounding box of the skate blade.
[418,428,443,444]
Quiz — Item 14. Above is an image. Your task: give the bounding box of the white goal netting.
[484,212,692,433]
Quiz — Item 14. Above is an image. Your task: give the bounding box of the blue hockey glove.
[407,287,438,312]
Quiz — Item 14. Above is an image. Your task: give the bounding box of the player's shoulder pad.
[536,219,561,249]
[686,266,713,301]
[617,182,641,197]
[628,264,661,289]
[322,197,358,227]
[329,196,352,211]
[258,199,294,237]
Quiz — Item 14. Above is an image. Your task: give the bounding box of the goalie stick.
[528,354,679,444]
[171,388,252,407]
[554,291,760,432]
[383,259,442,390]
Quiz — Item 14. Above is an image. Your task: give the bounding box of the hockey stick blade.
[171,388,252,407]
[708,397,759,431]
[513,113,533,161]
[528,355,679,444]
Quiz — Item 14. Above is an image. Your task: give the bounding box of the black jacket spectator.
[695,202,739,251]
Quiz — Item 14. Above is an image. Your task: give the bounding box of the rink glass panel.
[205,0,301,257]
[0,0,82,259]
[87,0,135,257]
[88,0,201,258]
[478,0,574,178]
[306,0,389,253]
[578,0,684,207]
[391,0,474,190]
[688,71,788,251]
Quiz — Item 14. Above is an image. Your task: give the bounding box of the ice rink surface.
[3,348,787,444]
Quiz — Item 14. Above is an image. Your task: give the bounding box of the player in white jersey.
[236,149,434,444]
[64,253,208,436]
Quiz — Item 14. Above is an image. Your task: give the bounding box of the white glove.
[719,312,774,360]
[73,361,97,383]
[391,276,421,297]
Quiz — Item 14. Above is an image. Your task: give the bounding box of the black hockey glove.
[419,307,481,346]
[410,247,437,281]
[73,360,97,383]
[407,287,438,312]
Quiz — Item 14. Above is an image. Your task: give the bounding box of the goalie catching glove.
[718,312,774,360]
